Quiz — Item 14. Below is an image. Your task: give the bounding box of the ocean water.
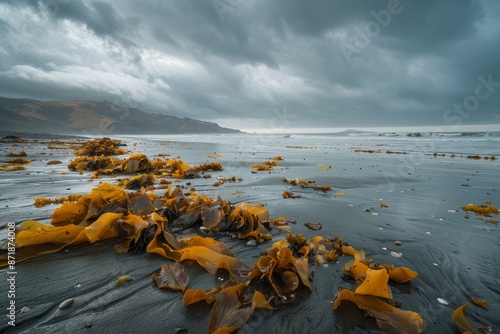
[123,131,500,156]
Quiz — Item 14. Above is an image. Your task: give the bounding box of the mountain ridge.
[0,97,240,135]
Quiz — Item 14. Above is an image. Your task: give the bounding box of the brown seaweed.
[152,263,189,291]
[207,284,255,334]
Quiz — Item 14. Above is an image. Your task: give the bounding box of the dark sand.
[1,133,499,333]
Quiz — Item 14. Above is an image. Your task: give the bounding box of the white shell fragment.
[437,298,449,305]
[59,298,74,309]
[390,251,402,258]
[246,239,257,246]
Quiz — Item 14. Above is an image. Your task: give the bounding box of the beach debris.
[380,202,389,208]
[59,298,75,309]
[313,185,333,192]
[250,160,280,171]
[283,178,333,192]
[304,222,322,230]
[246,239,257,246]
[115,275,133,286]
[6,150,27,157]
[7,158,31,164]
[437,298,449,305]
[355,268,393,298]
[0,165,27,172]
[205,153,222,158]
[342,245,417,284]
[335,192,345,197]
[0,144,427,333]
[333,289,423,333]
[153,263,189,291]
[452,304,491,334]
[47,160,62,165]
[469,297,488,310]
[74,137,126,156]
[354,149,381,154]
[394,240,402,246]
[69,145,223,180]
[183,286,224,305]
[283,177,315,186]
[206,284,267,334]
[336,245,422,332]
[0,135,28,143]
[231,191,245,195]
[125,173,156,190]
[285,145,313,149]
[317,163,331,170]
[390,251,402,258]
[33,194,83,208]
[20,306,30,314]
[213,176,243,187]
[282,191,300,199]
[461,204,499,217]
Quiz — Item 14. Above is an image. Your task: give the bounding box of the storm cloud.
[0,0,499,131]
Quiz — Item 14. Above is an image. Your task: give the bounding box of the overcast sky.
[0,0,499,132]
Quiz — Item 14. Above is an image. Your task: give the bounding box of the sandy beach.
[1,132,499,333]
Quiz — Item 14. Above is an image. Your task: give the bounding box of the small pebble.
[20,306,30,314]
[59,298,74,309]
[395,240,402,246]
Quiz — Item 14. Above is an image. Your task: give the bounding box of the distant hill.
[0,97,240,135]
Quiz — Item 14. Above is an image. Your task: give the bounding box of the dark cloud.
[0,0,498,131]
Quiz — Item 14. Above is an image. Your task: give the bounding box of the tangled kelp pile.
[0,179,425,333]
[74,137,127,156]
[68,152,223,181]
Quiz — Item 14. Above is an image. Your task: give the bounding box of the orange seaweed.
[355,269,392,299]
[452,304,490,334]
[333,288,424,334]
[461,204,499,217]
[184,287,223,305]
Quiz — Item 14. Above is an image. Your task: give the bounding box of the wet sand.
[0,133,499,333]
